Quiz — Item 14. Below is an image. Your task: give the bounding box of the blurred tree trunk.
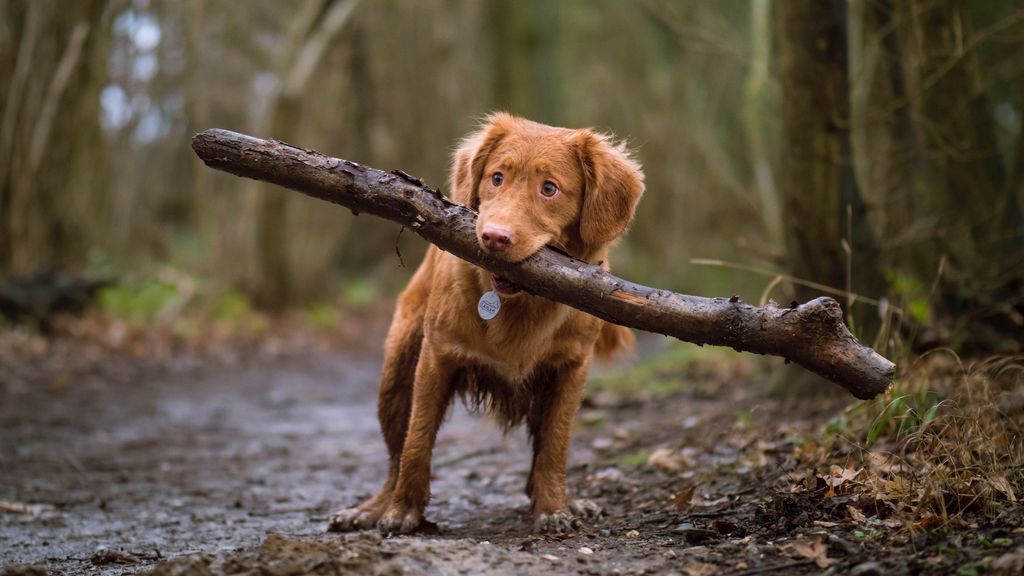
[183,0,223,278]
[850,0,917,264]
[895,0,1023,351]
[0,0,106,274]
[490,0,562,123]
[743,0,781,248]
[245,0,358,308]
[1015,69,1024,221]
[775,0,884,335]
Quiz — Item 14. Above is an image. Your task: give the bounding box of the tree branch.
[191,128,895,399]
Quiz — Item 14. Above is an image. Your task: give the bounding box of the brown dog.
[329,113,644,534]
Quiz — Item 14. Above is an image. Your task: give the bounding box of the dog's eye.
[491,172,504,187]
[540,181,559,198]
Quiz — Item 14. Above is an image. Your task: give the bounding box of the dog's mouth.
[490,274,522,295]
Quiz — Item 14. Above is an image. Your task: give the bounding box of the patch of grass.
[833,353,1024,524]
[212,290,253,323]
[611,451,652,468]
[305,303,341,332]
[341,279,376,308]
[854,527,882,540]
[827,380,942,448]
[96,271,271,341]
[957,561,981,576]
[588,343,745,399]
[735,409,752,426]
[210,289,267,334]
[99,280,181,323]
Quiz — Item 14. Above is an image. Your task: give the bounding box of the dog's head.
[450,113,644,294]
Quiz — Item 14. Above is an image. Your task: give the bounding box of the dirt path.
[3,341,1021,575]
[0,345,694,574]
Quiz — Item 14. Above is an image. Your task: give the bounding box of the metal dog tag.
[477,290,501,320]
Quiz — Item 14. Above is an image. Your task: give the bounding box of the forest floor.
[1,311,1023,575]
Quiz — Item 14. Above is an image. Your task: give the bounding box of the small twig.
[726,559,815,576]
[61,449,88,477]
[434,446,502,468]
[395,226,406,268]
[683,508,734,519]
[691,258,892,310]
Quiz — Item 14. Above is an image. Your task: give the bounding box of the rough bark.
[0,0,105,273]
[246,0,358,308]
[192,128,895,399]
[775,0,885,336]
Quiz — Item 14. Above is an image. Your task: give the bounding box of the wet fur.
[330,113,644,534]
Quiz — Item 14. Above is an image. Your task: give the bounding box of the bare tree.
[0,0,106,273]
[775,0,885,337]
[895,0,1024,349]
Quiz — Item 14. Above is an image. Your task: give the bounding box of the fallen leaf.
[648,448,685,471]
[847,504,867,523]
[914,513,944,531]
[878,475,912,498]
[819,459,864,498]
[991,548,1024,575]
[866,451,904,474]
[880,517,904,529]
[682,561,717,576]
[671,486,696,511]
[792,538,836,569]
[990,474,1018,502]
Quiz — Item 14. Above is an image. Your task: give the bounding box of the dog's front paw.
[569,498,603,520]
[327,507,379,533]
[533,510,581,535]
[377,502,425,534]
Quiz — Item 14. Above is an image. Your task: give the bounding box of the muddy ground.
[2,327,1023,575]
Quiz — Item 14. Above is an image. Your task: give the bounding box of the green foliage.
[735,409,752,426]
[210,290,267,334]
[825,413,848,437]
[341,279,376,308]
[304,303,341,331]
[613,451,652,468]
[588,344,742,398]
[864,386,941,448]
[826,379,941,448]
[853,528,882,540]
[885,268,932,325]
[99,280,181,323]
[957,562,981,576]
[213,290,253,323]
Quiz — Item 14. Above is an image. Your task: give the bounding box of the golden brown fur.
[329,113,644,535]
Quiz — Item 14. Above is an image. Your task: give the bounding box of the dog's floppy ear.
[575,130,645,247]
[449,113,514,210]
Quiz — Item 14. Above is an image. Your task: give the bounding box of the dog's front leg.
[529,361,589,534]
[377,340,454,533]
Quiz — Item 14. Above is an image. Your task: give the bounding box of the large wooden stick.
[192,129,895,399]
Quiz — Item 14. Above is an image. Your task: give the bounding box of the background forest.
[4,2,1024,574]
[1,0,1023,357]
